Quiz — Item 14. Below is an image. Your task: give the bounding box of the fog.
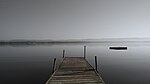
[1,0,150,40]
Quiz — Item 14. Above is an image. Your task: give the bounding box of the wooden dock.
[46,57,105,84]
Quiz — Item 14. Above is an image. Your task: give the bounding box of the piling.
[62,49,65,58]
[52,58,56,73]
[84,46,86,59]
[95,56,98,71]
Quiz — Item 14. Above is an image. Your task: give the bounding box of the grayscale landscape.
[1,0,150,84]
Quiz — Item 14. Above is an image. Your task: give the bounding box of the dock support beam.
[95,56,98,71]
[52,58,56,73]
[62,49,65,58]
[84,46,86,59]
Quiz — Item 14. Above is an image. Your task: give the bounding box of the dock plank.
[46,57,105,84]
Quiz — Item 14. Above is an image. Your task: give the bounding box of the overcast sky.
[0,0,150,40]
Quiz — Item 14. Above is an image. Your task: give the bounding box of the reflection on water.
[0,42,150,84]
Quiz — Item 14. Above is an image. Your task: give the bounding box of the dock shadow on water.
[1,42,150,84]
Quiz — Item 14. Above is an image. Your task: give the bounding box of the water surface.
[0,42,150,84]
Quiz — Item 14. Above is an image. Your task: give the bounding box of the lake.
[0,42,150,84]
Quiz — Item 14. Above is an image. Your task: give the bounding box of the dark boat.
[109,46,127,50]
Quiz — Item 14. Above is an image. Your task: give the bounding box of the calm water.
[1,42,150,84]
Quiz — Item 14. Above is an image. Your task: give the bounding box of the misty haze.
[1,0,150,84]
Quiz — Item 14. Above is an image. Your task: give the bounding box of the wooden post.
[84,46,86,59]
[62,49,65,58]
[95,56,98,71]
[52,58,56,73]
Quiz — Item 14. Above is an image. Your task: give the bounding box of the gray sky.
[1,0,150,40]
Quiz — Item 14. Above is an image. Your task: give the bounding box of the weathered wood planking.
[46,57,105,84]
